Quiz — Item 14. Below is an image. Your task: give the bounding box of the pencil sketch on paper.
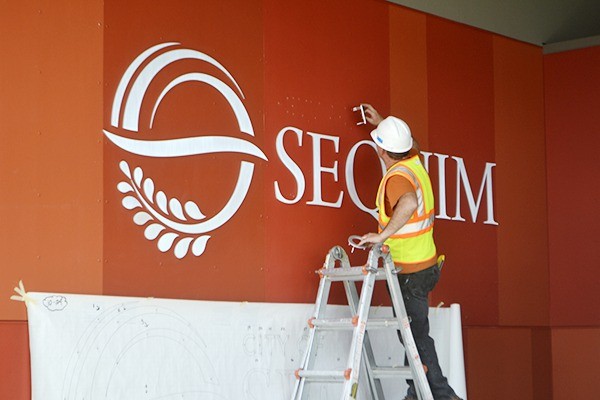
[59,300,226,400]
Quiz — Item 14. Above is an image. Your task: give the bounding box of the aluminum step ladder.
[291,244,433,400]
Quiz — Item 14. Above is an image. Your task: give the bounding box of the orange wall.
[493,36,548,327]
[0,322,30,400]
[424,15,499,326]
[544,45,600,400]
[0,0,104,321]
[1,1,598,399]
[551,328,600,399]
[544,46,600,327]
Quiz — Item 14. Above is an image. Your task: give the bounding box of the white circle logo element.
[104,43,267,259]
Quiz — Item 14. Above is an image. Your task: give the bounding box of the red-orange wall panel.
[544,46,600,326]
[551,328,600,400]
[102,0,267,301]
[531,328,553,400]
[493,37,549,326]
[465,327,534,399]
[389,6,429,148]
[425,17,498,326]
[0,0,103,320]
[263,0,390,303]
[0,322,30,400]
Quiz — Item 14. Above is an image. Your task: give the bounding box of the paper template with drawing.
[25,292,465,399]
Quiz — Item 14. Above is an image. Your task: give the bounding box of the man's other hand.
[358,232,384,247]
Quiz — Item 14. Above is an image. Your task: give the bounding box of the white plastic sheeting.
[25,292,466,399]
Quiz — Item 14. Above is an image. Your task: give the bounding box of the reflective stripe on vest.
[377,159,434,238]
[376,156,436,264]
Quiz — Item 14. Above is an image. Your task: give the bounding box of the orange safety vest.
[376,155,436,265]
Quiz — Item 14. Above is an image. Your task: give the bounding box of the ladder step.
[372,366,414,379]
[311,317,399,330]
[297,366,413,381]
[318,266,390,281]
[295,368,351,382]
[366,318,400,329]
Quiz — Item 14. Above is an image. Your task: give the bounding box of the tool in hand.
[348,235,368,253]
[352,105,367,125]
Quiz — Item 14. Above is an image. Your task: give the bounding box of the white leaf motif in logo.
[117,160,211,259]
[104,43,267,259]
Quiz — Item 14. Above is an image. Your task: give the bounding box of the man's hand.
[359,192,417,248]
[361,103,383,126]
[358,232,385,247]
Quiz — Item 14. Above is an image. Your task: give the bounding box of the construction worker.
[358,104,462,400]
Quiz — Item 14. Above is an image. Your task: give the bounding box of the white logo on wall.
[104,42,267,259]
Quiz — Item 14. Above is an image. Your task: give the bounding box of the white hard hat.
[370,116,413,153]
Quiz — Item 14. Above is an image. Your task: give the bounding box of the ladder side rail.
[343,278,385,400]
[292,276,332,400]
[341,268,377,399]
[382,252,433,400]
[291,249,336,400]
